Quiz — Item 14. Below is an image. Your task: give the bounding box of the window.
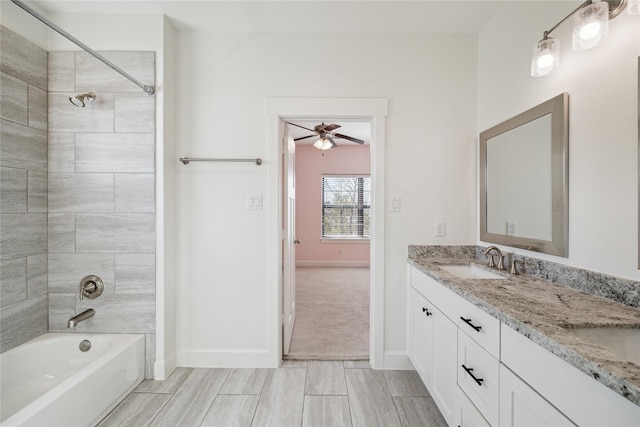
[321,176,371,239]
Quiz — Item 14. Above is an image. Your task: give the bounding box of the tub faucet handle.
[79,275,104,301]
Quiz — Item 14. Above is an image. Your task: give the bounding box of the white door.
[282,125,297,355]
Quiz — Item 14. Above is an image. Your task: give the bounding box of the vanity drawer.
[453,296,500,358]
[458,330,499,426]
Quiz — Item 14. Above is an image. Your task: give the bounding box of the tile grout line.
[342,361,355,427]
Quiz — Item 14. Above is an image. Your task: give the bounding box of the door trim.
[266,98,388,368]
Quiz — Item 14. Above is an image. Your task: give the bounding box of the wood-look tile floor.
[98,360,447,427]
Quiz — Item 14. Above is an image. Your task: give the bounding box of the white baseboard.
[177,349,272,368]
[154,350,177,380]
[383,351,414,370]
[296,261,370,268]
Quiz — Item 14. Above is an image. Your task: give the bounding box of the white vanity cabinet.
[409,270,457,426]
[501,324,640,427]
[408,263,640,427]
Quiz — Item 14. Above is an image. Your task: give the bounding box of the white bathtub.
[1,333,145,427]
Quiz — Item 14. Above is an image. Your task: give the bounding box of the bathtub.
[1,333,145,427]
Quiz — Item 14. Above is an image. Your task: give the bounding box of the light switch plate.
[248,195,262,210]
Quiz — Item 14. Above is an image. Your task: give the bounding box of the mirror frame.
[480,93,569,257]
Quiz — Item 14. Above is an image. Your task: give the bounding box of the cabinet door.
[456,387,491,427]
[431,305,457,426]
[410,289,434,387]
[499,364,576,427]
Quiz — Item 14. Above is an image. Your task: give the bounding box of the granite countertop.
[408,255,640,407]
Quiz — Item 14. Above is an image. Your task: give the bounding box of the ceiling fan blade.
[334,133,365,144]
[324,123,341,132]
[327,136,338,148]
[287,122,317,133]
[294,134,317,142]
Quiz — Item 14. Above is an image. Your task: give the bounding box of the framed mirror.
[480,93,569,257]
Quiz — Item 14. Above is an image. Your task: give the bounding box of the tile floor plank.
[201,395,260,427]
[281,360,307,368]
[220,368,272,395]
[134,367,194,394]
[393,396,448,427]
[302,395,352,427]
[383,370,428,396]
[149,368,229,427]
[305,361,347,395]
[98,392,171,427]
[343,360,370,369]
[251,367,306,427]
[345,369,402,427]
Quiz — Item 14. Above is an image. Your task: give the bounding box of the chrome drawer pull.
[462,364,484,386]
[460,317,482,332]
[422,307,432,316]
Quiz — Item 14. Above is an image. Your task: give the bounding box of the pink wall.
[295,144,371,263]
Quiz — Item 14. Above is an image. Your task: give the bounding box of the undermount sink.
[567,327,640,365]
[439,264,507,280]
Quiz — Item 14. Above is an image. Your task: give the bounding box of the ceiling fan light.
[572,1,609,51]
[531,37,559,77]
[313,138,333,150]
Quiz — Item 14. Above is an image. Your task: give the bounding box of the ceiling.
[32,1,506,33]
[287,120,371,146]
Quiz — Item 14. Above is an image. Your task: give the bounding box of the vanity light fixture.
[531,0,631,77]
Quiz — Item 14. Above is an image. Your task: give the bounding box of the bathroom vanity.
[407,251,640,427]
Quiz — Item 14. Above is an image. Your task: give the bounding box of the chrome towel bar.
[179,157,263,166]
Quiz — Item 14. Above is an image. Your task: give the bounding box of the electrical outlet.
[506,220,517,236]
[434,221,446,237]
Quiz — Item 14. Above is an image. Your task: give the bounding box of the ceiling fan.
[287,122,365,150]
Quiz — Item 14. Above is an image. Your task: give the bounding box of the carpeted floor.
[285,267,370,360]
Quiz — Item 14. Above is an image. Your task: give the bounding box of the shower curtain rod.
[10,0,155,95]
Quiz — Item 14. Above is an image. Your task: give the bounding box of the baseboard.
[154,350,177,380]
[296,260,370,268]
[383,351,414,370]
[177,349,272,368]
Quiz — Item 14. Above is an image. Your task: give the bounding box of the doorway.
[266,98,388,368]
[285,123,372,360]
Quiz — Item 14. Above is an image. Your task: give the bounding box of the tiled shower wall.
[0,26,49,352]
[47,50,156,377]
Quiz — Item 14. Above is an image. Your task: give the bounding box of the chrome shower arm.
[10,0,155,95]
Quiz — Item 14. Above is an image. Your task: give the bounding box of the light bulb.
[537,50,554,68]
[579,20,601,40]
[572,1,609,51]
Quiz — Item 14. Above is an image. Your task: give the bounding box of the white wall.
[478,3,640,280]
[174,31,478,367]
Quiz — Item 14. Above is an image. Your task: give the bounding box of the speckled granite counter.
[408,254,640,407]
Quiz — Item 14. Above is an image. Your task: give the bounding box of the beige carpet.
[285,267,370,360]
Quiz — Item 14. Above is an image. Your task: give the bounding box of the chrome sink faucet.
[67,308,95,328]
[483,246,505,270]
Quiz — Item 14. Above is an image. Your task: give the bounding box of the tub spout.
[67,308,95,328]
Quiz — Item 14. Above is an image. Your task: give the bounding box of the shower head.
[69,92,96,107]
